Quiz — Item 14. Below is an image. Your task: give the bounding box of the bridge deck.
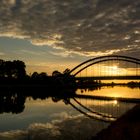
[75,76,140,80]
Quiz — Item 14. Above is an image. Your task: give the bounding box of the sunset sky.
[0,0,140,75]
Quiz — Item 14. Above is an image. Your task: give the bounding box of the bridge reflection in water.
[0,86,139,123]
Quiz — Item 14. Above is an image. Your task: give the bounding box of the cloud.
[0,0,140,57]
[17,49,46,56]
[49,46,136,58]
[0,113,108,140]
[0,52,5,56]
[0,130,27,140]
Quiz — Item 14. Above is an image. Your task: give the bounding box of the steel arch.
[69,55,140,76]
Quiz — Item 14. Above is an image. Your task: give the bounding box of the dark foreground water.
[0,86,139,140]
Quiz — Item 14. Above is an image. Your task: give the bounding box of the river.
[0,86,139,140]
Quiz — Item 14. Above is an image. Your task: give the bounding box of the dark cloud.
[0,0,140,57]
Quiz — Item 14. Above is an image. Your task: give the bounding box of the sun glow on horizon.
[112,65,118,70]
[76,64,130,77]
[108,65,120,75]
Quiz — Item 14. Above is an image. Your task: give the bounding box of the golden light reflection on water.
[113,100,118,105]
[77,86,140,99]
[73,99,119,107]
[102,80,140,83]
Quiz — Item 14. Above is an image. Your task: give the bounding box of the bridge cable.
[66,98,116,122]
[73,98,116,119]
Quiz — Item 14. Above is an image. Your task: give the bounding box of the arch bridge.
[69,55,140,80]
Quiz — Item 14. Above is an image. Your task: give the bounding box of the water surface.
[0,86,139,140]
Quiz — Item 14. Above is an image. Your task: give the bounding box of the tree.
[52,70,62,77]
[13,60,26,78]
[63,68,70,75]
[39,72,48,77]
[0,60,26,78]
[31,72,39,79]
[0,59,4,77]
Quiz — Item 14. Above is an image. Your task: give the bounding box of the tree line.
[0,59,76,88]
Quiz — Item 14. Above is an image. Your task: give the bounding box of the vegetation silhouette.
[0,87,76,114]
[0,59,77,89]
[0,59,26,79]
[0,91,26,114]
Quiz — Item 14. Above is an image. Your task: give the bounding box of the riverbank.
[93,104,140,140]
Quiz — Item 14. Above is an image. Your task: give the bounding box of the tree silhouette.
[0,59,26,79]
[13,60,26,78]
[31,72,39,79]
[0,59,4,77]
[52,70,62,77]
[0,59,76,88]
[63,68,70,75]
